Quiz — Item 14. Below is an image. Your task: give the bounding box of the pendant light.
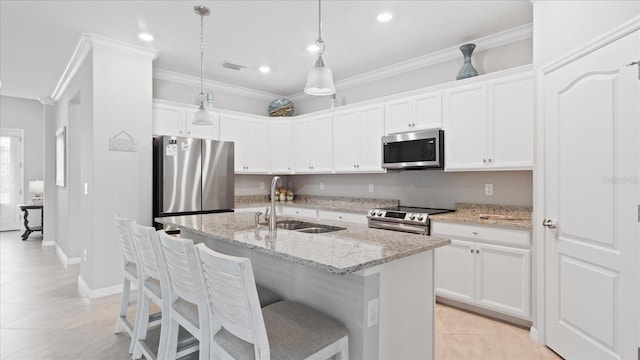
[304,0,336,96]
[193,5,212,125]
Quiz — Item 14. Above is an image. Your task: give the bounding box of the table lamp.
[29,180,44,205]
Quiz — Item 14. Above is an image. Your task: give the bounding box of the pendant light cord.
[200,12,205,99]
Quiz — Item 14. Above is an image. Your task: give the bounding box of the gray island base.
[156,212,451,360]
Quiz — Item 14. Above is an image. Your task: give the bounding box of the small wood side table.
[17,204,43,240]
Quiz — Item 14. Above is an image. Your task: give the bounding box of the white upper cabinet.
[443,70,533,171]
[269,119,293,174]
[333,104,385,173]
[153,102,219,139]
[219,114,269,174]
[384,91,442,134]
[293,114,333,173]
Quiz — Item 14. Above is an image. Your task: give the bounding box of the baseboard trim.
[41,240,55,247]
[77,275,124,300]
[529,327,539,343]
[436,296,532,328]
[54,244,80,268]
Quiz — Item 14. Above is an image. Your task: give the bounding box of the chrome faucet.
[269,176,282,232]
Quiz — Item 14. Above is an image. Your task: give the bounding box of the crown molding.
[153,68,281,101]
[39,96,55,105]
[288,23,533,102]
[51,33,159,101]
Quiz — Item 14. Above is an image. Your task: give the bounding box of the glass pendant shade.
[193,104,212,125]
[304,61,336,96]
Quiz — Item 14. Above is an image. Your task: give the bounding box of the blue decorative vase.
[456,43,478,80]
[268,97,295,117]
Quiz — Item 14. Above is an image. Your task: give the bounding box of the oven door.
[382,129,443,169]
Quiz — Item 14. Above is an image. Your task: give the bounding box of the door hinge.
[627,60,640,79]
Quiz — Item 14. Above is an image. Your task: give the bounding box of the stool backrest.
[156,230,201,305]
[130,223,161,281]
[113,215,137,266]
[194,243,269,359]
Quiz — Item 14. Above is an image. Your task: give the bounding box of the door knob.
[542,219,557,229]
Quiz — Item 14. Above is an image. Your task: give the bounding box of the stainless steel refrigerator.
[153,136,234,230]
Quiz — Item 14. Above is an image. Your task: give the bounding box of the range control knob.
[408,213,415,220]
[417,214,424,221]
[369,209,376,216]
[377,210,384,216]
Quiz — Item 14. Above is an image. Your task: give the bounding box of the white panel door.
[293,118,314,172]
[413,91,442,131]
[333,109,360,172]
[434,239,475,304]
[358,105,385,171]
[489,74,533,170]
[184,109,220,139]
[543,29,639,360]
[0,129,23,231]
[243,118,269,173]
[307,114,333,173]
[443,83,488,170]
[152,103,185,136]
[475,243,530,319]
[385,97,413,134]
[219,114,245,172]
[269,120,292,174]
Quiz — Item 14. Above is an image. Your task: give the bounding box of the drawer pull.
[470,249,473,254]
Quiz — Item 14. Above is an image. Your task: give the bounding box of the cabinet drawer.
[431,221,530,248]
[280,206,317,219]
[318,210,367,225]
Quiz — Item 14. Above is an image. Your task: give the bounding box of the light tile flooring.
[1,229,561,359]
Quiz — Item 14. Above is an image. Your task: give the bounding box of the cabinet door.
[358,105,385,172]
[153,103,185,136]
[184,109,220,140]
[385,97,413,134]
[434,239,476,304]
[219,115,245,172]
[444,83,488,171]
[295,115,332,173]
[243,118,269,173]
[333,109,361,172]
[475,243,530,319]
[270,120,293,174]
[413,91,442,130]
[488,74,534,170]
[293,118,313,172]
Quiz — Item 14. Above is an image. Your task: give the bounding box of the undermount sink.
[275,220,346,234]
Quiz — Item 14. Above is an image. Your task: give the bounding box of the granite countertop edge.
[234,201,369,215]
[157,215,451,275]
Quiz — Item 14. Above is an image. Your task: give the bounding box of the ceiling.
[0,1,533,101]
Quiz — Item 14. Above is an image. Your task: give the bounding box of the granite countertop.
[234,195,399,215]
[430,203,533,230]
[156,212,450,275]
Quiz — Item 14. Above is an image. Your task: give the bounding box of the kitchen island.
[156,212,451,360]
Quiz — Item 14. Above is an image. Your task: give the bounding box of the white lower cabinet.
[433,221,531,320]
[317,210,367,225]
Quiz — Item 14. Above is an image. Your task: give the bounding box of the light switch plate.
[319,182,324,191]
[369,184,374,193]
[484,183,493,196]
[367,298,379,327]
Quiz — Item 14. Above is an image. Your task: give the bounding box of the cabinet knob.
[470,249,473,254]
[338,216,343,219]
[476,249,480,254]
[472,231,478,235]
[482,159,486,163]
[487,158,492,163]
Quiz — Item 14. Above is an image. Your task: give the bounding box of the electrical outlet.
[369,184,374,193]
[368,298,379,327]
[259,182,265,190]
[484,183,494,196]
[319,182,324,191]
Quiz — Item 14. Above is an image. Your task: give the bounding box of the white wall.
[52,57,93,259]
[533,1,640,67]
[0,95,44,228]
[291,171,533,209]
[295,38,533,114]
[153,78,272,116]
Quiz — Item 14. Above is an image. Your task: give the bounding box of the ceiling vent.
[222,61,246,71]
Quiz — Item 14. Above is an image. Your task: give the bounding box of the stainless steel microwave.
[382,129,444,169]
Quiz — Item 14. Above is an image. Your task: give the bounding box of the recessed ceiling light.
[307,43,320,53]
[259,66,271,73]
[138,32,154,42]
[377,12,393,23]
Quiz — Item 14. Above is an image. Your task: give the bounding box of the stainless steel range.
[367,206,454,235]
